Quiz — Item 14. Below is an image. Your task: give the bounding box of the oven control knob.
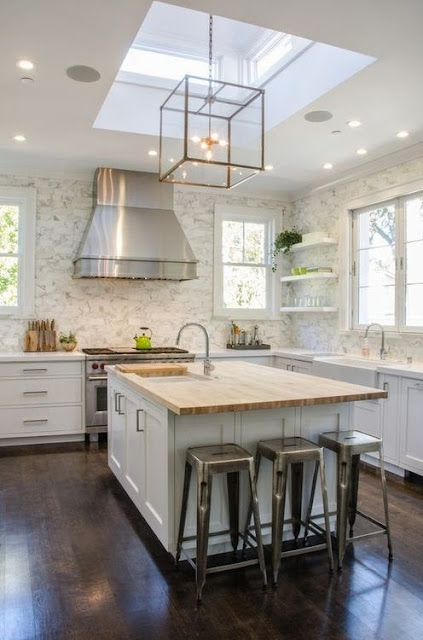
[100,362,106,370]
[92,362,99,370]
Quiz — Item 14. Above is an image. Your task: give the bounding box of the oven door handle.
[88,375,108,381]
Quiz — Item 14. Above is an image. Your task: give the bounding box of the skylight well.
[121,48,212,82]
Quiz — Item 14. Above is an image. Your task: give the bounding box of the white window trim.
[213,205,280,320]
[342,177,423,334]
[0,186,36,317]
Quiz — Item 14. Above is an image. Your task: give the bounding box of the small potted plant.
[59,331,77,351]
[272,228,302,271]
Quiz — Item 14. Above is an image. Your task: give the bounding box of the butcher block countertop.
[108,361,387,416]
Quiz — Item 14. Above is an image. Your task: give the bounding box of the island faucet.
[176,323,213,375]
[364,323,387,360]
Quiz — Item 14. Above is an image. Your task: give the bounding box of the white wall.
[0,173,291,352]
[286,156,423,360]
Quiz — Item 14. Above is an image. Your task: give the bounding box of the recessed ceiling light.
[397,130,409,139]
[265,164,274,171]
[323,163,333,170]
[304,110,333,123]
[17,59,34,71]
[331,130,341,135]
[348,120,361,128]
[148,150,157,156]
[66,65,101,83]
[168,158,175,162]
[356,148,367,155]
[13,134,26,143]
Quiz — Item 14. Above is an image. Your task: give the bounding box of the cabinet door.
[142,400,169,546]
[353,399,382,459]
[380,374,400,465]
[291,359,312,374]
[400,378,423,475]
[124,396,146,504]
[108,384,126,478]
[273,357,292,370]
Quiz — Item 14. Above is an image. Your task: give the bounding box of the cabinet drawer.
[0,378,82,406]
[0,405,83,436]
[0,360,83,378]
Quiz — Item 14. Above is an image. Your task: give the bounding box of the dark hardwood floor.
[1,441,422,640]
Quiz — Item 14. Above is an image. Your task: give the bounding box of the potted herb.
[59,331,77,352]
[272,228,302,271]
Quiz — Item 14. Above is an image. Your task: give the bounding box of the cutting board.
[116,363,188,377]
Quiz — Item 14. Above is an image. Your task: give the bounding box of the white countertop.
[0,350,86,362]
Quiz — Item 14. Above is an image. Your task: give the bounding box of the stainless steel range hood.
[73,168,198,280]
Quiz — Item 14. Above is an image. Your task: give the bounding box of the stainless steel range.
[83,347,195,438]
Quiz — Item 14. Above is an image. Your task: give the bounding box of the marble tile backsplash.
[285,156,423,361]
[0,174,290,352]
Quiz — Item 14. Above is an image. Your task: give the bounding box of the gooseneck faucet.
[176,323,212,375]
[364,323,387,360]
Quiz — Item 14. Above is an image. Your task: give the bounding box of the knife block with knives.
[24,319,57,351]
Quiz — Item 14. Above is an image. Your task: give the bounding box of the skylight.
[120,48,211,81]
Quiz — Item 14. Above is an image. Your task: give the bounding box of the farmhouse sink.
[312,356,382,387]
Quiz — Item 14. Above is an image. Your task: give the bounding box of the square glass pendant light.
[159,17,265,189]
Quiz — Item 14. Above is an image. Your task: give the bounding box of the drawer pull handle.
[23,390,48,395]
[22,368,48,373]
[88,376,107,381]
[23,419,48,424]
[383,382,389,391]
[117,393,124,415]
[136,409,144,432]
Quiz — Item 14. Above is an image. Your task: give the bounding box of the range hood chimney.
[73,168,198,280]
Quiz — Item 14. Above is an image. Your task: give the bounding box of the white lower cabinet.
[0,358,84,442]
[399,377,423,474]
[108,376,169,547]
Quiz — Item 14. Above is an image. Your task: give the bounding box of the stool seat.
[187,443,253,469]
[319,430,382,455]
[245,436,334,586]
[176,442,267,602]
[318,429,393,570]
[258,437,323,461]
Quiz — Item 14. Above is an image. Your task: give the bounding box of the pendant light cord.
[208,14,213,139]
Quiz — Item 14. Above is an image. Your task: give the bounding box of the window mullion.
[397,198,405,331]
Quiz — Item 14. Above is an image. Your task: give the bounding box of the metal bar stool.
[175,443,268,603]
[318,430,393,570]
[244,437,334,587]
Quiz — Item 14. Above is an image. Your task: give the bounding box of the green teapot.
[134,327,152,349]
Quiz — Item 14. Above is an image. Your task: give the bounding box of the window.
[351,191,423,331]
[0,187,36,316]
[120,47,216,82]
[214,206,278,318]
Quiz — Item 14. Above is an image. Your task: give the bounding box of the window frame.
[0,186,36,317]
[350,189,423,334]
[213,205,279,319]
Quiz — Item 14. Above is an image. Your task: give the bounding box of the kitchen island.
[107,361,387,556]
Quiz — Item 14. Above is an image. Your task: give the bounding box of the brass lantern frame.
[159,74,265,189]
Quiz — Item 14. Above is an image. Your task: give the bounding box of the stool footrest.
[355,509,388,531]
[348,530,388,543]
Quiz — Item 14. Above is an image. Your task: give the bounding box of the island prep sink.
[135,372,219,382]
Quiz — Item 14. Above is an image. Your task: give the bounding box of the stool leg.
[303,460,319,545]
[247,458,268,589]
[196,464,212,603]
[318,452,334,573]
[336,451,352,571]
[271,457,288,587]
[379,444,394,561]
[348,454,360,538]
[176,461,192,564]
[291,462,304,544]
[227,471,240,553]
[243,452,261,550]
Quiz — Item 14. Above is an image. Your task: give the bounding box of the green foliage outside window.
[0,205,19,306]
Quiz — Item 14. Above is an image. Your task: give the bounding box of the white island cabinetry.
[107,361,385,556]
[0,355,85,444]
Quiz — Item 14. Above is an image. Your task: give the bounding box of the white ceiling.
[2,0,423,200]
